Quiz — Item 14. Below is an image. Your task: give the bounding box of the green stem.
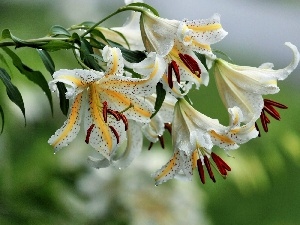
[80,5,145,38]
[72,48,90,70]
[0,42,16,47]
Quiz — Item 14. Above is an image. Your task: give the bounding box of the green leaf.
[120,47,147,63]
[36,49,69,116]
[88,37,106,50]
[2,47,53,114]
[151,82,166,118]
[40,40,74,51]
[91,28,110,45]
[108,40,146,63]
[1,29,11,40]
[56,82,69,116]
[0,52,11,71]
[36,49,55,74]
[79,38,102,71]
[194,52,209,71]
[0,105,4,134]
[1,29,44,48]
[0,67,26,123]
[49,25,71,37]
[127,2,159,16]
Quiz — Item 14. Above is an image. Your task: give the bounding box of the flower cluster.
[47,2,299,185]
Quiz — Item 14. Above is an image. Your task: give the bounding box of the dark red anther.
[107,109,120,121]
[211,152,231,176]
[148,142,154,150]
[168,63,174,89]
[167,60,180,89]
[103,101,108,123]
[109,125,120,144]
[118,113,128,131]
[204,155,216,182]
[255,122,261,137]
[85,124,95,144]
[264,99,288,109]
[171,60,180,83]
[164,123,172,134]
[158,135,165,149]
[197,159,205,184]
[259,99,288,133]
[178,53,201,77]
[260,110,269,132]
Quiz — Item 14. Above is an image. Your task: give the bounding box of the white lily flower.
[48,46,165,162]
[153,98,258,185]
[140,11,227,97]
[214,42,300,123]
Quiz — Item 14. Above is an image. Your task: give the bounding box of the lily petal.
[112,120,143,169]
[214,42,300,122]
[140,11,179,56]
[48,92,84,152]
[103,46,124,76]
[49,69,103,98]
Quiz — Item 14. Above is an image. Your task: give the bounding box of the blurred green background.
[1,1,300,225]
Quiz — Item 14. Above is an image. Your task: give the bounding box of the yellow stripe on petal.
[192,40,212,51]
[188,23,222,32]
[89,84,113,151]
[209,130,235,145]
[57,75,86,88]
[155,151,180,182]
[105,89,152,118]
[50,93,83,149]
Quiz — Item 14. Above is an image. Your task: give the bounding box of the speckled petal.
[103,46,124,76]
[48,92,84,152]
[141,11,179,56]
[49,69,103,98]
[84,84,126,159]
[184,14,228,53]
[152,150,181,185]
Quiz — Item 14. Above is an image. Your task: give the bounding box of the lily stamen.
[259,99,288,133]
[164,123,172,134]
[118,113,128,131]
[178,53,201,77]
[158,135,165,149]
[167,60,180,89]
[107,109,121,121]
[109,125,120,144]
[85,124,95,144]
[102,101,108,123]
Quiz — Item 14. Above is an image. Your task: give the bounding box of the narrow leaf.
[151,82,166,118]
[108,40,146,63]
[56,82,69,116]
[40,40,74,51]
[0,52,11,71]
[0,105,4,134]
[0,68,26,123]
[36,49,55,74]
[49,25,71,37]
[2,47,53,114]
